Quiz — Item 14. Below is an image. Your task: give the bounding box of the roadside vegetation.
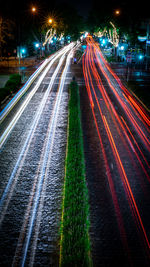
[59,81,91,266]
[0,73,21,105]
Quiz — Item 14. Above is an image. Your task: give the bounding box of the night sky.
[0,0,149,30]
[1,0,91,16]
[1,0,149,18]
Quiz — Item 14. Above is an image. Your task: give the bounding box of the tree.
[0,16,15,59]
[56,3,85,40]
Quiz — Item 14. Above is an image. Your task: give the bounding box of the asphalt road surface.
[80,37,150,267]
[0,43,75,266]
[0,38,149,267]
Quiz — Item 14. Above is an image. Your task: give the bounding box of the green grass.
[59,81,92,267]
[106,55,116,62]
[0,73,21,104]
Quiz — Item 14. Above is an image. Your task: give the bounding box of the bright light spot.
[138,36,147,42]
[139,54,144,60]
[84,32,88,38]
[21,49,26,54]
[120,46,124,50]
[48,18,53,24]
[115,10,120,15]
[35,43,40,48]
[82,45,86,50]
[32,7,36,12]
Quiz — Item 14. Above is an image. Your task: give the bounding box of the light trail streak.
[95,51,150,150]
[12,55,68,266]
[20,47,73,267]
[83,39,150,259]
[82,48,131,262]
[0,45,71,123]
[88,39,150,137]
[29,49,75,267]
[87,38,150,182]
[121,117,150,172]
[95,44,150,120]
[12,48,74,267]
[0,58,50,123]
[87,44,150,182]
[94,45,150,136]
[0,43,74,226]
[0,44,73,149]
[103,116,150,253]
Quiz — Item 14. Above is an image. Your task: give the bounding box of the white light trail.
[20,45,74,267]
[0,43,74,225]
[0,44,72,123]
[0,43,74,149]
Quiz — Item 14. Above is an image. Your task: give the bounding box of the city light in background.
[0,1,150,267]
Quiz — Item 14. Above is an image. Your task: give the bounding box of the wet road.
[0,43,75,266]
[81,37,150,266]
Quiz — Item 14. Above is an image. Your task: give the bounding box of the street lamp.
[48,18,53,24]
[115,10,120,16]
[138,54,144,60]
[35,43,40,48]
[31,7,36,13]
[21,48,26,54]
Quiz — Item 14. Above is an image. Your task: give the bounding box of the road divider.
[59,81,92,266]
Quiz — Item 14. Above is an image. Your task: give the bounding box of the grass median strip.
[59,81,91,266]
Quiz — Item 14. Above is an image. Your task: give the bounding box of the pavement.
[110,62,150,110]
[110,62,150,83]
[0,56,43,83]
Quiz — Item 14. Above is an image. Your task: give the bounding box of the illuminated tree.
[109,22,119,48]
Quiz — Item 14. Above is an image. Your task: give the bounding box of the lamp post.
[145,22,150,70]
[47,18,54,51]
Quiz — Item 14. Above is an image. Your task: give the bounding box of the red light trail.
[82,36,150,260]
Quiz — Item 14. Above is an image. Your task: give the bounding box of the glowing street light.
[138,54,144,60]
[120,45,125,50]
[35,43,40,48]
[31,7,36,13]
[48,18,53,24]
[21,48,26,54]
[115,10,120,15]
